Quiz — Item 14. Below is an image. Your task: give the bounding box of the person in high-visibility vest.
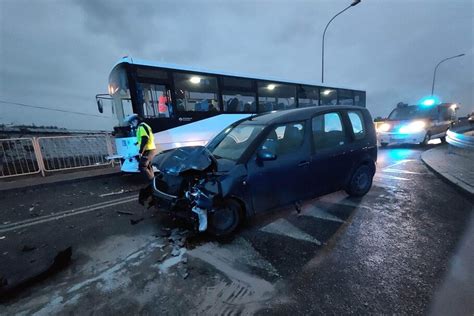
[126,114,157,180]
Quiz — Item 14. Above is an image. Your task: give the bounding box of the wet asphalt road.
[0,144,473,315]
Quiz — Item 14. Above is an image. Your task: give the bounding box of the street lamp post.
[431,53,465,96]
[321,0,361,83]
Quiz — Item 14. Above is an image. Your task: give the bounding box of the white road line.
[260,218,321,245]
[0,196,137,233]
[374,173,410,181]
[2,195,135,228]
[300,206,344,223]
[382,168,425,175]
[382,159,417,170]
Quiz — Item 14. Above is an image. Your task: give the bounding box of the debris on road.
[0,247,72,299]
[171,247,181,257]
[117,210,135,216]
[130,218,144,225]
[21,245,36,252]
[157,228,172,237]
[28,207,35,212]
[157,253,168,262]
[99,189,125,197]
[0,276,7,287]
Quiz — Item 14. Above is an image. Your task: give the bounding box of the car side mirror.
[97,99,104,113]
[257,149,277,161]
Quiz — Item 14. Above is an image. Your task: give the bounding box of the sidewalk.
[0,166,121,192]
[421,145,474,197]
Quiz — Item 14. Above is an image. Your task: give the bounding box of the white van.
[377,103,457,147]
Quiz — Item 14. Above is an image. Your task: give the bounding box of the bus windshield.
[388,106,433,120]
[108,64,133,124]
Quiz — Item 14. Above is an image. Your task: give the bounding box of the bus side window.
[338,89,354,105]
[221,77,257,113]
[354,91,366,107]
[258,82,296,112]
[173,73,220,112]
[298,85,320,107]
[320,88,337,105]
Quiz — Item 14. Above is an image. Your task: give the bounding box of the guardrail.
[0,134,114,179]
[446,126,474,149]
[38,135,112,172]
[0,138,41,178]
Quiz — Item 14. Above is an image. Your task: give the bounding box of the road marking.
[382,168,425,175]
[382,159,417,170]
[0,195,137,233]
[260,218,321,245]
[300,206,344,223]
[374,173,410,181]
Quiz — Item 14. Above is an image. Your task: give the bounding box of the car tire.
[420,132,430,146]
[440,136,447,143]
[345,165,373,197]
[380,142,388,148]
[208,199,242,237]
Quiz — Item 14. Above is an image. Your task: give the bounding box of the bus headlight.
[378,123,391,132]
[399,120,426,133]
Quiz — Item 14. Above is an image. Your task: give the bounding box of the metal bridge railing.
[37,135,113,172]
[0,138,41,178]
[0,134,115,179]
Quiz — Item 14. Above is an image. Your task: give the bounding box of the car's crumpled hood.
[152,146,217,175]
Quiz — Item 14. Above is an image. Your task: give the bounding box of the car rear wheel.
[208,199,242,237]
[345,165,373,197]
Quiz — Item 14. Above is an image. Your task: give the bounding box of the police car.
[377,101,457,147]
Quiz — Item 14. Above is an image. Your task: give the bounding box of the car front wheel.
[345,165,373,197]
[420,132,430,146]
[207,199,243,237]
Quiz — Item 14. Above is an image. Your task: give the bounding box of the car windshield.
[209,124,264,161]
[388,106,433,120]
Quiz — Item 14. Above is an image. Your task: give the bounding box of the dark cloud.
[0,0,472,130]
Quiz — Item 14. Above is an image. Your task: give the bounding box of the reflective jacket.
[136,122,156,151]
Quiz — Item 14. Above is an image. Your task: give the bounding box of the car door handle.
[298,161,310,167]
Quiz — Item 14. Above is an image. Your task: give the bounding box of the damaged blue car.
[139,106,377,236]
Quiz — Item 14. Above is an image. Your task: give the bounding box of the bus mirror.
[97,99,104,113]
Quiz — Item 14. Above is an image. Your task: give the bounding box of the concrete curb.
[0,168,122,193]
[421,150,474,199]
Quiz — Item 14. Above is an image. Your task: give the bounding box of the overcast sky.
[0,0,473,130]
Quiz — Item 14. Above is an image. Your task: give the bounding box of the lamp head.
[351,0,361,6]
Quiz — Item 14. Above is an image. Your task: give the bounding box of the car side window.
[260,122,306,157]
[312,112,348,150]
[348,111,366,140]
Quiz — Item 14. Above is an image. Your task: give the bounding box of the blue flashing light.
[419,96,440,107]
[422,99,435,106]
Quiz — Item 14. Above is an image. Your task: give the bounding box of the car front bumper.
[378,131,425,144]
